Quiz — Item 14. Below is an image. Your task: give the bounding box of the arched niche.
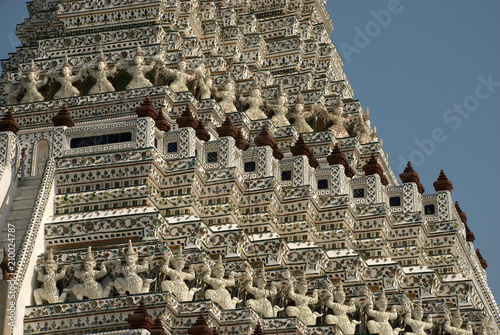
[33,139,49,177]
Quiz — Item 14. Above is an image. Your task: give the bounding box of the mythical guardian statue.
[70,246,112,300]
[202,255,242,309]
[325,281,361,334]
[243,264,283,317]
[285,271,322,326]
[366,289,403,335]
[34,249,69,305]
[160,246,200,302]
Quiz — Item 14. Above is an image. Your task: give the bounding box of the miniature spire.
[136,95,159,119]
[272,142,284,161]
[433,170,453,192]
[155,108,171,132]
[327,143,355,178]
[235,128,249,150]
[150,315,166,335]
[188,312,213,335]
[476,249,488,269]
[216,115,237,138]
[176,106,198,129]
[290,135,318,168]
[52,104,76,128]
[253,323,264,335]
[0,109,21,134]
[362,154,389,186]
[254,125,276,149]
[455,202,475,242]
[195,121,210,142]
[127,298,154,331]
[399,161,425,194]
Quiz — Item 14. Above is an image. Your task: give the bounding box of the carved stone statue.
[444,308,473,335]
[366,289,403,335]
[196,65,213,99]
[122,45,155,90]
[87,51,116,95]
[50,56,83,99]
[2,72,22,104]
[267,84,290,127]
[240,81,267,120]
[160,246,200,301]
[20,60,48,103]
[318,95,349,137]
[356,108,378,144]
[202,255,242,309]
[215,75,238,114]
[325,282,360,334]
[164,54,196,92]
[34,249,69,305]
[288,92,314,133]
[481,313,497,335]
[404,298,433,335]
[285,271,322,326]
[112,240,155,295]
[70,246,112,300]
[243,264,283,317]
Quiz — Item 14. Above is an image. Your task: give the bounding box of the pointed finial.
[46,249,56,264]
[433,170,453,192]
[126,240,137,255]
[136,44,143,56]
[84,246,94,261]
[296,91,304,103]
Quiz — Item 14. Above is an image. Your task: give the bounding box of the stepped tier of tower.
[0,0,498,335]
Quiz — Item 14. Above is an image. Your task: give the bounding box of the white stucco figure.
[123,45,155,90]
[160,246,200,301]
[268,84,290,127]
[325,282,360,334]
[2,72,22,104]
[285,271,322,326]
[196,65,213,99]
[404,298,434,335]
[444,308,473,335]
[164,54,196,92]
[70,246,112,300]
[112,240,155,295]
[318,95,349,137]
[243,264,283,317]
[288,92,314,133]
[215,76,238,113]
[366,289,403,335]
[87,51,116,94]
[50,56,83,99]
[356,108,378,144]
[202,255,242,309]
[240,81,267,120]
[20,60,48,103]
[34,249,69,305]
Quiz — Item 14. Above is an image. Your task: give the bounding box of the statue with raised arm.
[318,95,349,137]
[215,75,238,114]
[288,92,314,133]
[164,54,196,92]
[325,281,361,334]
[356,108,378,144]
[240,80,267,120]
[243,264,283,317]
[195,65,213,99]
[122,45,155,90]
[202,255,242,309]
[112,240,155,295]
[285,271,322,326]
[34,249,69,305]
[404,297,434,335]
[444,307,473,335]
[70,246,112,300]
[480,313,497,335]
[20,60,48,103]
[2,72,22,104]
[267,84,290,127]
[367,289,403,335]
[87,51,116,94]
[50,55,83,99]
[160,246,200,301]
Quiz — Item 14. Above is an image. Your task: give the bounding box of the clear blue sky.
[0,0,498,300]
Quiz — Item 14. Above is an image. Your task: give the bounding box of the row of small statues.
[35,241,494,335]
[3,48,376,143]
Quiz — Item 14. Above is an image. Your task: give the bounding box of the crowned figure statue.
[317,95,349,137]
[215,75,238,114]
[325,281,361,334]
[288,92,314,133]
[122,45,155,90]
[367,288,403,335]
[69,246,113,300]
[444,307,473,335]
[267,84,290,127]
[240,80,267,120]
[112,240,155,295]
[20,60,48,103]
[87,50,117,94]
[243,264,283,317]
[195,64,213,99]
[160,246,200,302]
[49,55,83,99]
[34,249,69,305]
[285,271,322,326]
[202,255,242,309]
[404,297,434,335]
[164,53,197,93]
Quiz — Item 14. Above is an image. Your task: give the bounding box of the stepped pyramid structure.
[0,0,498,334]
